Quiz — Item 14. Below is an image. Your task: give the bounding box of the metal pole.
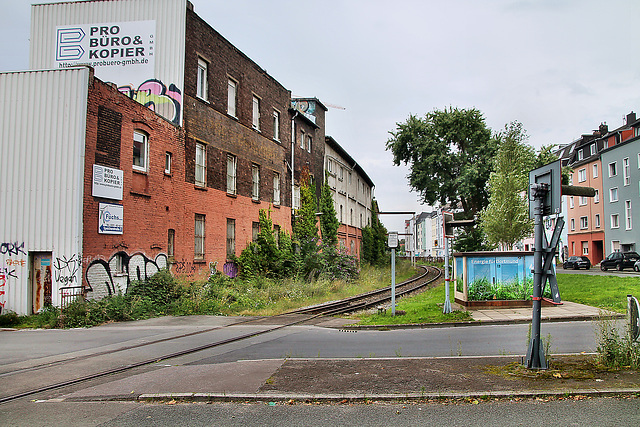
[526,184,547,369]
[391,248,396,316]
[443,236,452,314]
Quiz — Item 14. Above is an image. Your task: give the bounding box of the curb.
[60,388,640,404]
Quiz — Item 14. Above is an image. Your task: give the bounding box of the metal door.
[31,253,52,313]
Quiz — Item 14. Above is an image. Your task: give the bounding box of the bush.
[0,311,20,327]
[596,318,640,370]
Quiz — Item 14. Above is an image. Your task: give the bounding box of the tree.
[318,174,339,247]
[386,107,498,219]
[361,199,388,266]
[480,121,536,250]
[293,170,319,248]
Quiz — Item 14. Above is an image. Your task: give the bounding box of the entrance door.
[31,252,52,313]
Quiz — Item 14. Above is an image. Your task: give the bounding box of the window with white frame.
[273,110,280,141]
[590,144,596,156]
[623,158,630,186]
[339,166,344,181]
[612,240,621,252]
[327,159,333,173]
[251,164,260,200]
[165,152,172,174]
[570,218,575,231]
[252,95,260,130]
[610,187,618,203]
[306,135,312,153]
[580,216,588,229]
[611,213,619,229]
[293,185,300,210]
[578,168,586,183]
[194,214,205,260]
[595,214,600,228]
[579,196,587,206]
[300,130,305,149]
[226,218,235,257]
[227,78,237,117]
[273,172,280,205]
[582,241,589,255]
[609,161,617,177]
[197,57,207,100]
[226,154,237,195]
[133,130,148,172]
[569,196,574,208]
[593,163,598,178]
[638,153,640,169]
[594,189,599,203]
[578,149,584,161]
[625,200,632,230]
[195,142,206,187]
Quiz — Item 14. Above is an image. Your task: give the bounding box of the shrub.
[0,311,20,327]
[596,318,640,370]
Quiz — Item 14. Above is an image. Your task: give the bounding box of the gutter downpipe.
[291,112,298,210]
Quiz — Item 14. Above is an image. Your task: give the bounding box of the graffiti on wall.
[173,259,197,276]
[118,79,182,125]
[85,251,167,297]
[0,241,26,256]
[54,254,82,285]
[0,273,6,313]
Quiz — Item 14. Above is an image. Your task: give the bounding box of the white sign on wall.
[55,20,155,86]
[92,164,123,200]
[98,203,123,235]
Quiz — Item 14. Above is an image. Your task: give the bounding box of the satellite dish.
[628,295,640,341]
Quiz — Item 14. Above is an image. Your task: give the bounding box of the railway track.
[287,264,442,316]
[0,265,441,404]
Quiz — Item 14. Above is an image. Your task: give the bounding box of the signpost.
[388,232,398,316]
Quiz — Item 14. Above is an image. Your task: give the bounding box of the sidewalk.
[54,303,636,404]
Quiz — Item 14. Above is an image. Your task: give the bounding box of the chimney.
[626,111,636,125]
[599,122,608,135]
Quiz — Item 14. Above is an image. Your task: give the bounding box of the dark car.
[563,255,591,270]
[600,251,640,271]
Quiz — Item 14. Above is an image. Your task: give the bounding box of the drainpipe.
[291,112,298,210]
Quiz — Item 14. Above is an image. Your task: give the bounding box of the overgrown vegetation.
[596,317,640,370]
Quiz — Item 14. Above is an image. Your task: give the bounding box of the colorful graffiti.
[118,79,182,125]
[0,273,6,313]
[85,251,168,297]
[54,254,82,285]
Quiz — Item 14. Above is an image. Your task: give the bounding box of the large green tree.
[386,107,498,219]
[318,174,339,247]
[361,199,388,266]
[480,121,536,250]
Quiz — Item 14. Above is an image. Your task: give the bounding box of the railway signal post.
[388,231,399,316]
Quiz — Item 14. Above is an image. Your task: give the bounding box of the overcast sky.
[2,0,640,233]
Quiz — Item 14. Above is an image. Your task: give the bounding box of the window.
[569,196,574,209]
[227,78,237,117]
[273,225,280,245]
[273,110,280,141]
[226,219,235,257]
[300,130,305,149]
[194,214,205,260]
[610,187,618,203]
[595,214,600,228]
[582,241,589,255]
[579,196,587,206]
[578,168,586,183]
[252,95,260,130]
[306,135,312,153]
[113,253,125,274]
[252,164,260,200]
[327,159,333,173]
[350,208,353,225]
[612,240,621,252]
[348,172,352,185]
[340,205,343,223]
[570,218,575,231]
[133,130,148,172]
[578,149,584,161]
[611,213,619,229]
[626,200,633,230]
[273,172,280,205]
[623,158,630,186]
[252,221,259,241]
[360,213,363,228]
[226,154,237,195]
[196,57,207,100]
[609,162,617,177]
[165,152,172,174]
[580,216,588,229]
[590,144,596,156]
[339,166,344,181]
[167,229,175,258]
[593,164,598,178]
[195,143,206,187]
[293,185,300,210]
[594,189,599,203]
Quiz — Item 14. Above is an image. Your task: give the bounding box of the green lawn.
[556,273,640,313]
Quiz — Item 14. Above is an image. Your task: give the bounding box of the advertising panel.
[98,203,123,234]
[92,164,123,200]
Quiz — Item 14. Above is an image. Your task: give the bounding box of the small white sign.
[93,164,123,200]
[98,203,123,234]
[388,232,399,248]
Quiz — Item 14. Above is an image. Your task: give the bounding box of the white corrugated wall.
[29,0,187,125]
[0,68,90,315]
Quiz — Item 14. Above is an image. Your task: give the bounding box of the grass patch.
[557,273,639,313]
[348,282,472,325]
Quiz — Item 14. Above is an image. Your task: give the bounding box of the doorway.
[31,252,52,313]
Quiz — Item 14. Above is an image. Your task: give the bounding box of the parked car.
[634,260,640,272]
[563,256,591,270]
[600,251,640,271]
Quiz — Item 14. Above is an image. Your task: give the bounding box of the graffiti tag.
[118,79,182,125]
[85,251,167,297]
[0,242,26,256]
[173,259,197,276]
[54,254,81,285]
[0,267,18,280]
